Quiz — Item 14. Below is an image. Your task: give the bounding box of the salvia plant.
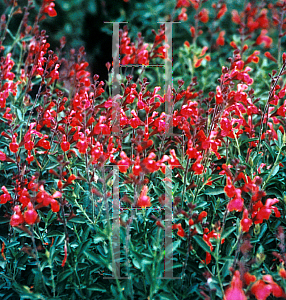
[1,0,286,300]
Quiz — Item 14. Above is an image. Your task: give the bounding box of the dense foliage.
[1,0,286,299]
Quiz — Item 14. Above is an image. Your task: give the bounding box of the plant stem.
[31,226,51,297]
[257,62,286,155]
[102,166,125,300]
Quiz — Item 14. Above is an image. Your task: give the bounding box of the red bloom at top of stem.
[0,186,11,204]
[251,275,285,300]
[10,205,24,227]
[198,8,209,23]
[61,135,70,152]
[41,1,57,18]
[137,185,151,208]
[216,3,227,20]
[175,0,191,9]
[24,202,39,225]
[256,30,272,48]
[9,134,19,153]
[172,223,185,237]
[224,270,247,300]
[216,31,225,46]
[240,209,252,232]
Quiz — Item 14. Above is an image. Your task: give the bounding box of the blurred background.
[38,0,176,82]
[0,0,258,85]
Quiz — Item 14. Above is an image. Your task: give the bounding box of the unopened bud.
[249,157,253,167]
[283,131,286,144]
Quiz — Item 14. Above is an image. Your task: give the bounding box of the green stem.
[257,62,286,155]
[101,167,125,300]
[234,130,241,157]
[31,226,51,297]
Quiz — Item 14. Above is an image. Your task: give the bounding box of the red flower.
[61,242,68,267]
[118,151,131,173]
[256,30,272,48]
[61,135,70,152]
[178,8,188,21]
[224,270,247,300]
[203,252,212,265]
[252,198,280,224]
[137,185,151,208]
[169,149,182,169]
[132,155,142,176]
[10,205,24,227]
[227,189,244,212]
[42,1,57,17]
[24,202,38,225]
[50,199,60,213]
[216,3,227,20]
[263,275,285,298]
[197,211,207,222]
[251,276,283,300]
[215,85,223,104]
[172,223,185,237]
[9,134,19,153]
[244,272,256,285]
[240,209,252,232]
[143,152,160,173]
[224,177,236,198]
[36,138,51,150]
[175,0,191,8]
[24,139,34,151]
[264,52,277,63]
[216,31,225,46]
[76,137,88,154]
[245,50,260,64]
[0,151,6,161]
[26,151,34,164]
[18,188,30,208]
[198,8,209,23]
[0,186,11,204]
[279,268,286,279]
[36,189,52,206]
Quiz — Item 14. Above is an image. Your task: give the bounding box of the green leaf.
[16,108,23,122]
[262,141,275,160]
[0,217,9,224]
[46,230,64,238]
[83,251,110,270]
[277,129,283,148]
[86,284,106,292]
[239,137,259,146]
[221,226,236,240]
[266,188,283,199]
[58,269,74,282]
[193,235,211,253]
[204,187,225,196]
[258,224,268,241]
[5,241,20,249]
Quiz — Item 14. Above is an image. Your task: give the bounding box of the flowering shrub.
[1,0,286,299]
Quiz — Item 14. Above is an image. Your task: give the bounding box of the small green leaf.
[277,130,283,148]
[204,187,225,196]
[266,188,283,199]
[221,227,236,240]
[86,284,106,292]
[271,165,280,178]
[239,137,259,146]
[16,108,23,122]
[46,230,64,237]
[262,141,275,160]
